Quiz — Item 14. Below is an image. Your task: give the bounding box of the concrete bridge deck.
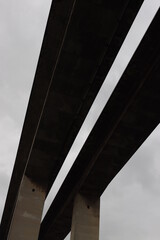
[39,10,160,240]
[1,0,158,239]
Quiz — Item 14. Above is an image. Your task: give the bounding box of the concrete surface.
[39,9,160,240]
[0,0,145,239]
[70,194,100,240]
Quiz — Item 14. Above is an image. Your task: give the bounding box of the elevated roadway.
[39,10,160,240]
[0,0,149,239]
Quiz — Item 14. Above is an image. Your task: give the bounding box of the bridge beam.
[70,194,100,240]
[39,10,160,240]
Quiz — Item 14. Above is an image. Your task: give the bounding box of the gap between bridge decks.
[42,0,160,220]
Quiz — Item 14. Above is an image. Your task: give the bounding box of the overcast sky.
[0,0,160,240]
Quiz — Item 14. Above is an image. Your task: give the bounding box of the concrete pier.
[70,194,100,240]
[7,176,45,240]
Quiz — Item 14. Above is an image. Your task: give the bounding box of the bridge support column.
[7,176,45,240]
[70,194,100,240]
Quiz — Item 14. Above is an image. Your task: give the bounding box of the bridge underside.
[39,10,160,240]
[1,1,160,240]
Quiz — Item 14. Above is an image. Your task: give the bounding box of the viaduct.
[0,0,160,239]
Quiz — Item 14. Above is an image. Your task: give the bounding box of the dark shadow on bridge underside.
[39,10,160,240]
[0,0,150,239]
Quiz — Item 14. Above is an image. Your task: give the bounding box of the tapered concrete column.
[70,194,100,240]
[7,176,45,240]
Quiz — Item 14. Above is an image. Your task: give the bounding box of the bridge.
[0,0,160,239]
